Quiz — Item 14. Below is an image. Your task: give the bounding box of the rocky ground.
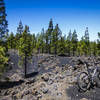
[1,50,100,100]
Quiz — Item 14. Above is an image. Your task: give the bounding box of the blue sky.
[5,0,100,41]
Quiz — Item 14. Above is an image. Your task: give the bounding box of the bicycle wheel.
[77,72,90,91]
[97,72,100,88]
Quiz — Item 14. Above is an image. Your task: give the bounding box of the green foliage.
[0,0,8,41]
[77,41,82,56]
[79,37,88,56]
[71,30,78,56]
[84,27,89,43]
[66,30,72,56]
[66,30,78,56]
[15,33,21,49]
[90,41,97,56]
[57,36,66,56]
[3,18,99,58]
[51,24,62,55]
[7,32,16,49]
[0,46,8,76]
[15,21,23,49]
[17,21,23,34]
[19,25,32,58]
[97,32,100,55]
[84,27,90,56]
[36,31,45,53]
[32,33,37,52]
[18,25,33,77]
[45,19,53,53]
[0,0,8,78]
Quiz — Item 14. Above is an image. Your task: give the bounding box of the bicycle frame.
[84,61,98,84]
[92,68,97,78]
[77,59,100,91]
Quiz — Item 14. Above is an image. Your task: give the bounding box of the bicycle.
[77,60,100,92]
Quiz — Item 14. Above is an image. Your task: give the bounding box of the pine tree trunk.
[48,44,50,54]
[54,44,57,56]
[24,55,27,78]
[73,49,74,56]
[48,45,51,54]
[42,48,44,53]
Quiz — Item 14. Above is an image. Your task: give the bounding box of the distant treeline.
[6,20,100,57]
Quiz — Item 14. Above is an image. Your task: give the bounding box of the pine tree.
[77,37,86,56]
[66,30,72,56]
[97,32,100,55]
[17,20,23,35]
[15,33,21,49]
[84,27,89,43]
[71,30,78,56]
[80,36,88,56]
[45,30,49,53]
[40,28,45,53]
[77,41,81,56]
[84,27,90,56]
[51,24,62,55]
[7,32,16,49]
[67,30,72,41]
[0,0,8,44]
[36,33,41,53]
[58,36,66,56]
[46,19,53,53]
[18,25,33,78]
[36,28,45,53]
[90,41,97,56]
[0,46,8,77]
[32,33,36,52]
[0,0,8,77]
[15,21,24,49]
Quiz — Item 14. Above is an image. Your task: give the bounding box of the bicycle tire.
[77,72,90,92]
[97,72,100,88]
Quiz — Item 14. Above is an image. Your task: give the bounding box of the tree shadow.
[26,72,38,78]
[0,80,24,90]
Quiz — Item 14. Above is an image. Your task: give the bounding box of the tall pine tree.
[84,27,90,56]
[71,30,78,56]
[66,30,72,56]
[97,32,100,55]
[0,0,8,44]
[17,20,23,35]
[18,25,33,78]
[46,19,53,53]
[7,32,16,49]
[15,21,24,49]
[0,0,8,77]
[58,36,66,56]
[51,24,62,55]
